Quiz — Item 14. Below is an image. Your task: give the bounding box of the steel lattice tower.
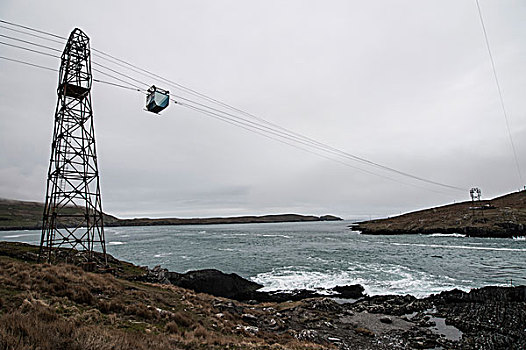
[40,28,106,263]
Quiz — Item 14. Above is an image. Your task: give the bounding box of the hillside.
[0,198,120,231]
[0,198,341,231]
[354,190,526,237]
[1,241,525,349]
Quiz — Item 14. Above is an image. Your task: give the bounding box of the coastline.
[354,190,526,238]
[1,241,525,349]
[0,198,342,231]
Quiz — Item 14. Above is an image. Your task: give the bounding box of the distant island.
[0,198,341,231]
[353,190,525,238]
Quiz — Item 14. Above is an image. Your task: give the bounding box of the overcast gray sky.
[0,0,525,219]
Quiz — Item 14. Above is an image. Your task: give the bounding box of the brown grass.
[0,254,329,350]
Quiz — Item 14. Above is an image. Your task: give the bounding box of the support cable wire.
[0,32,146,91]
[0,29,468,192]
[475,0,523,186]
[0,55,57,72]
[0,32,147,90]
[92,78,143,92]
[0,44,439,192]
[0,19,66,40]
[0,54,141,93]
[0,33,62,53]
[0,57,459,196]
[0,40,60,58]
[0,24,65,45]
[85,53,467,192]
[1,45,413,190]
[177,100,453,195]
[0,19,468,193]
[0,39,466,193]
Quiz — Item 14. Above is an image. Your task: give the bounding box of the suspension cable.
[0,20,469,193]
[475,0,523,186]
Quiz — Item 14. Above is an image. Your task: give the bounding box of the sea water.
[2,221,525,297]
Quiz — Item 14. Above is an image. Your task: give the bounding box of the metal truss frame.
[40,28,106,263]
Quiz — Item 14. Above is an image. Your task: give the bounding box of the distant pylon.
[39,28,106,263]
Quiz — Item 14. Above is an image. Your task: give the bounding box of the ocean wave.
[108,241,125,245]
[153,252,172,258]
[306,256,334,264]
[429,233,466,238]
[251,269,354,292]
[259,234,291,239]
[250,264,462,298]
[222,233,248,237]
[390,242,526,252]
[2,233,38,238]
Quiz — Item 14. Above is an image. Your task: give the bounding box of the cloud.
[0,0,524,219]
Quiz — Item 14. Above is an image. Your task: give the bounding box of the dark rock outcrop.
[349,286,526,349]
[167,269,263,299]
[138,264,366,302]
[332,284,365,299]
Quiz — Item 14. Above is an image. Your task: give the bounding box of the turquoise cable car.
[146,85,169,114]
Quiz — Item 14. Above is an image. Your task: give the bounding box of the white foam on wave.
[3,233,37,238]
[198,231,206,234]
[154,252,172,258]
[390,242,526,252]
[108,241,125,245]
[252,268,354,292]
[251,263,470,298]
[361,264,467,297]
[429,233,466,238]
[513,236,525,241]
[306,256,334,264]
[259,234,291,239]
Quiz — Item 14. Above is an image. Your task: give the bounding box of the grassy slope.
[0,198,340,231]
[1,242,524,349]
[356,190,526,237]
[0,242,324,350]
[0,199,120,230]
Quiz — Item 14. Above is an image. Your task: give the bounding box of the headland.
[353,191,526,238]
[0,198,341,231]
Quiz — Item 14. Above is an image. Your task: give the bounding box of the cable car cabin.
[146,85,169,114]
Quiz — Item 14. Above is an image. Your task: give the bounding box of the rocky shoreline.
[138,265,366,303]
[126,259,526,349]
[1,241,525,349]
